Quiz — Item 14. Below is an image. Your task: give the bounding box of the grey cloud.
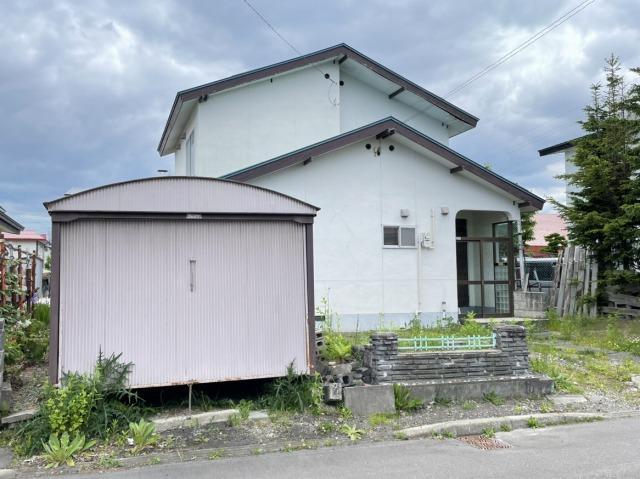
[1,0,639,231]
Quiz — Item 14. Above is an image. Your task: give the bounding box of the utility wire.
[445,0,596,99]
[403,0,596,123]
[241,0,338,86]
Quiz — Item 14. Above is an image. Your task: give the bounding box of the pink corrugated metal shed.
[45,177,318,388]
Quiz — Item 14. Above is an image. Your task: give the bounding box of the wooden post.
[556,245,572,315]
[0,241,5,307]
[30,253,36,311]
[589,261,598,318]
[17,246,24,310]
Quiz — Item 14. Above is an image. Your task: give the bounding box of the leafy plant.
[483,391,505,406]
[393,384,423,412]
[340,424,364,441]
[499,423,512,432]
[44,374,95,436]
[481,427,495,438]
[42,432,95,468]
[128,419,157,453]
[264,362,323,413]
[323,334,353,362]
[527,417,541,428]
[338,406,352,420]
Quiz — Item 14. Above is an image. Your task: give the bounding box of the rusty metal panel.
[46,177,317,215]
[58,219,309,387]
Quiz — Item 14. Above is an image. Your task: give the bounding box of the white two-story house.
[157,44,543,329]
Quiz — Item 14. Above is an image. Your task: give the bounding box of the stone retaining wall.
[363,325,529,384]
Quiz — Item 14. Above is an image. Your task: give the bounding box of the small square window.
[400,227,416,247]
[383,226,416,248]
[383,226,399,246]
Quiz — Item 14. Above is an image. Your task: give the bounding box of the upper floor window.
[383,226,416,248]
[186,130,195,176]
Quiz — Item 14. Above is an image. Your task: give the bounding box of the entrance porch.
[455,210,516,318]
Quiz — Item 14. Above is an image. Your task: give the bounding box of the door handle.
[189,258,196,292]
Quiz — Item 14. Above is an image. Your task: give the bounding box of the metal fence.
[398,333,497,352]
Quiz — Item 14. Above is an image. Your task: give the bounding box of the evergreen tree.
[553,55,640,285]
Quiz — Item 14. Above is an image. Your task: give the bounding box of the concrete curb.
[398,412,603,438]
[152,409,270,433]
[0,469,16,478]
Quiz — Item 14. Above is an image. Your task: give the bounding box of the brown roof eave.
[223,117,544,211]
[157,44,479,156]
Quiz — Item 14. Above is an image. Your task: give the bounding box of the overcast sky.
[2,0,639,234]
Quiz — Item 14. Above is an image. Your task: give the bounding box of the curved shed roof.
[44,177,318,216]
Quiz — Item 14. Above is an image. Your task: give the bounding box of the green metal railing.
[397,333,497,352]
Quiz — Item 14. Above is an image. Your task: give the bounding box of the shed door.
[59,219,310,387]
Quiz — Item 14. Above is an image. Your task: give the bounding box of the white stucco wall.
[339,72,450,145]
[248,138,520,330]
[191,63,341,178]
[564,147,577,203]
[172,63,454,177]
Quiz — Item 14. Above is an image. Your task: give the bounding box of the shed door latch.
[189,258,196,292]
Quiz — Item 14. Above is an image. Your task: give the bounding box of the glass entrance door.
[456,221,514,318]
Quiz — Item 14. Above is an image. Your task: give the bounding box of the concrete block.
[152,409,239,433]
[323,383,343,402]
[1,408,37,425]
[343,385,395,416]
[551,394,588,407]
[403,375,554,403]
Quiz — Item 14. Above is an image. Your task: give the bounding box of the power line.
[242,0,302,56]
[445,0,596,99]
[403,0,596,123]
[241,0,338,86]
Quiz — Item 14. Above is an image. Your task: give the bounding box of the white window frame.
[382,225,417,249]
[185,130,195,176]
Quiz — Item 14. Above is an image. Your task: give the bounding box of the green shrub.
[43,374,95,436]
[481,427,495,438]
[323,333,353,362]
[527,417,541,428]
[42,432,95,468]
[393,384,423,412]
[13,352,143,457]
[264,362,323,413]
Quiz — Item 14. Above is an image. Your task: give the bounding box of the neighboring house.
[2,230,51,297]
[157,44,544,328]
[538,136,584,204]
[527,213,568,258]
[0,206,23,234]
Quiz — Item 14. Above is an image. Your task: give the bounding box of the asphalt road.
[60,416,640,479]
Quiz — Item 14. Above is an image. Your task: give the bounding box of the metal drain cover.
[458,435,511,450]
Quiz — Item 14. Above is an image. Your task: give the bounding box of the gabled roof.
[539,135,587,156]
[222,117,544,211]
[0,206,24,234]
[158,44,479,156]
[44,176,318,216]
[2,230,47,242]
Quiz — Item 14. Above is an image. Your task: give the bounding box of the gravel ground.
[8,364,47,413]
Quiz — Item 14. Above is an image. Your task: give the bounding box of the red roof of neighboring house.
[2,230,48,242]
[530,213,567,246]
